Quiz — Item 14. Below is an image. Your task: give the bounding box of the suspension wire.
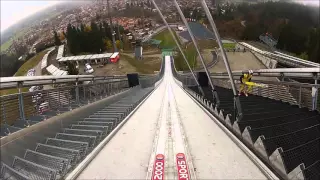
[151,0,204,96]
[173,0,220,107]
[200,0,243,120]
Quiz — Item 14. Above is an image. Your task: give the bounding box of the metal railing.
[0,75,127,90]
[0,55,165,180]
[173,68,320,112]
[210,68,320,80]
[239,42,320,68]
[0,56,165,136]
[0,79,130,128]
[211,78,319,111]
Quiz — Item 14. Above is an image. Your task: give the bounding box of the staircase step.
[281,138,320,174]
[249,116,320,142]
[0,163,30,180]
[70,125,109,135]
[63,128,103,141]
[46,138,89,157]
[55,133,96,148]
[24,149,69,176]
[262,124,320,156]
[78,121,114,127]
[35,143,80,165]
[12,156,57,180]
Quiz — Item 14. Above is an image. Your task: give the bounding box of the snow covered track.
[74,56,273,180]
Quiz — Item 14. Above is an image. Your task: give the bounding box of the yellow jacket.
[240,73,252,83]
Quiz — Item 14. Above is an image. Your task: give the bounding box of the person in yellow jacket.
[239,70,253,96]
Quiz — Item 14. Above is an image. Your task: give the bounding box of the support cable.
[200,0,243,120]
[151,0,204,96]
[173,0,220,107]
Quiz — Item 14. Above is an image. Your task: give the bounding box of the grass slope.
[154,30,218,71]
[174,44,197,71]
[0,50,48,96]
[15,50,48,76]
[121,54,161,74]
[153,29,181,48]
[222,43,236,49]
[153,29,194,70]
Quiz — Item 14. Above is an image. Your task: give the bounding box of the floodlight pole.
[173,0,220,106]
[107,0,117,52]
[200,0,243,120]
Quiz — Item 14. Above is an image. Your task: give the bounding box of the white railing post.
[312,80,318,111]
[17,82,25,121]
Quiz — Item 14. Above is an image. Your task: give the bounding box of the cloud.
[1,1,61,32]
[298,0,319,6]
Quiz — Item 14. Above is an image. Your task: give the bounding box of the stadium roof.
[56,45,65,60]
[46,64,68,76]
[58,53,114,62]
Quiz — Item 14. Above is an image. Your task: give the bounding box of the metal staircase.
[1,88,153,179]
[179,75,319,180]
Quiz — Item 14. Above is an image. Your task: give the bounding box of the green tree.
[67,61,79,75]
[105,39,112,50]
[84,25,91,32]
[53,30,61,46]
[298,52,308,60]
[277,23,308,55]
[306,28,320,64]
[115,40,121,50]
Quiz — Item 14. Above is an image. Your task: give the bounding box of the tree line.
[62,21,128,55]
[0,54,23,77]
[177,1,319,64]
[208,1,319,63]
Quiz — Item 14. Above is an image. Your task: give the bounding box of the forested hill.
[213,1,319,63]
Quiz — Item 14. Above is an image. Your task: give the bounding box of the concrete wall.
[236,44,277,69]
[253,52,278,69]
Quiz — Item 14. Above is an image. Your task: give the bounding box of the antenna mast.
[107,0,117,52]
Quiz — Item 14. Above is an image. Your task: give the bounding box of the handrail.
[239,42,320,68]
[171,67,319,80]
[234,68,320,73]
[0,75,128,83]
[216,77,320,88]
[0,75,128,90]
[210,68,320,80]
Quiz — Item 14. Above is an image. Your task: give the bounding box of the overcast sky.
[1,1,62,32]
[1,0,319,32]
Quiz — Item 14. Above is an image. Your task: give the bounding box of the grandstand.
[41,47,55,70]
[46,64,68,76]
[56,45,65,60]
[58,53,114,66]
